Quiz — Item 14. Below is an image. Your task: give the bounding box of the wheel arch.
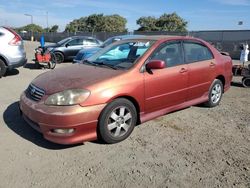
[215,75,225,91]
[0,55,8,66]
[53,50,65,56]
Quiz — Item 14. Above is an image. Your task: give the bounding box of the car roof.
[116,35,204,42]
[69,36,97,40]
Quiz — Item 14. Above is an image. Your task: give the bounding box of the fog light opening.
[52,128,75,134]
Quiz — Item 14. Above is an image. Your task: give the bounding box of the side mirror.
[65,43,69,48]
[146,60,165,70]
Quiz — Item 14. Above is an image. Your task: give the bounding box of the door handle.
[210,62,216,67]
[179,68,188,73]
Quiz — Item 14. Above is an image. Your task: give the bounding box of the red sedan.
[20,36,233,144]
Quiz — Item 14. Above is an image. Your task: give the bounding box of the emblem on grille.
[26,84,45,101]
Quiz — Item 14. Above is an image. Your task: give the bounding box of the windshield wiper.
[82,59,97,66]
[93,61,117,70]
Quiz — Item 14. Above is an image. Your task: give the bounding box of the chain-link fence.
[20,30,250,59]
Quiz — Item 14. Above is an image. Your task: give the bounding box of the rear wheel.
[242,77,250,88]
[204,79,223,107]
[98,98,137,144]
[54,52,64,64]
[0,59,7,78]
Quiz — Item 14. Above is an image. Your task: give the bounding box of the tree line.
[15,12,187,33]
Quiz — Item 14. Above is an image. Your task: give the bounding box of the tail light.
[4,27,22,46]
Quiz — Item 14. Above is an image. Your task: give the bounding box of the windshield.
[102,37,121,47]
[85,40,154,70]
[57,37,71,45]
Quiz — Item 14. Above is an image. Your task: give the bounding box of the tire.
[98,98,137,144]
[242,77,250,88]
[204,79,223,107]
[0,59,7,78]
[54,52,64,64]
[49,53,57,69]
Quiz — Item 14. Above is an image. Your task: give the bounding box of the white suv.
[0,27,27,78]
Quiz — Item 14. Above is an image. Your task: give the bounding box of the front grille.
[26,84,45,101]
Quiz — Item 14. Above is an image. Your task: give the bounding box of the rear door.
[183,41,216,101]
[144,41,188,113]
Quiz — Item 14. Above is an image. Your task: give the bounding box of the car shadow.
[231,81,244,88]
[24,63,41,70]
[3,102,82,150]
[4,69,19,77]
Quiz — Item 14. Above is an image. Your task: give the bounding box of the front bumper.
[19,92,106,145]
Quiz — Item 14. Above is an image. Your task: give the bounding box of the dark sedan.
[46,36,102,63]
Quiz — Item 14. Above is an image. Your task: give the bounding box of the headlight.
[45,89,90,106]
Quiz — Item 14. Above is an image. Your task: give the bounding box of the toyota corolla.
[20,36,232,145]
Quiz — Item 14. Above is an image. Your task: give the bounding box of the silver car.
[0,27,27,77]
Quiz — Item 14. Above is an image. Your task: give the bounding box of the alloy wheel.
[107,106,132,138]
[211,83,222,104]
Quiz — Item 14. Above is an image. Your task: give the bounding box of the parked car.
[20,36,233,145]
[0,27,27,77]
[73,35,143,63]
[45,36,103,63]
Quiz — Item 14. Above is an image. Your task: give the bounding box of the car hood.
[44,43,59,49]
[32,64,122,95]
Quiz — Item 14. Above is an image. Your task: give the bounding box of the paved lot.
[0,41,249,188]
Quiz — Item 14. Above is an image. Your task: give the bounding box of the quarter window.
[83,39,98,45]
[184,42,213,63]
[150,42,184,68]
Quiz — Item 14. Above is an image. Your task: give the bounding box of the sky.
[0,0,250,32]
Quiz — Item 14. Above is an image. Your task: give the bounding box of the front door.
[64,38,84,59]
[144,41,188,113]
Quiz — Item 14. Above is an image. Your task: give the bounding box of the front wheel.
[54,52,64,64]
[204,79,223,107]
[98,98,137,144]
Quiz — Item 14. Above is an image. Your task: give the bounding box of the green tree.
[18,24,44,33]
[137,12,188,32]
[136,16,159,31]
[103,14,127,32]
[156,13,188,32]
[49,25,59,32]
[64,14,127,33]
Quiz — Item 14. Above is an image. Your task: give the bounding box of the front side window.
[57,38,71,45]
[184,42,214,63]
[149,42,184,68]
[67,39,84,46]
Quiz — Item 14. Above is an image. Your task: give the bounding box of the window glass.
[150,42,183,68]
[67,39,84,46]
[83,39,98,45]
[184,42,213,63]
[99,43,131,61]
[87,40,154,69]
[57,37,71,45]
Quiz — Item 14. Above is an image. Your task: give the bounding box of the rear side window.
[83,39,98,45]
[184,42,213,63]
